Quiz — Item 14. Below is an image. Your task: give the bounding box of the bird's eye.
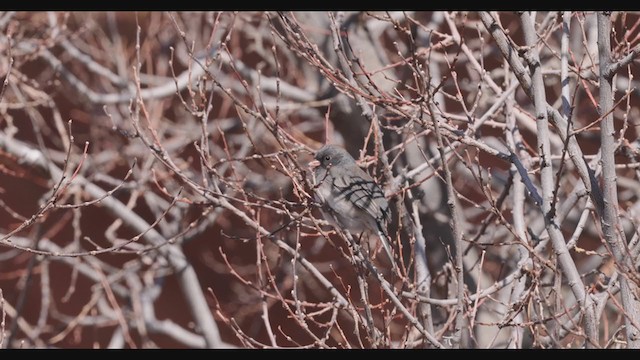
[324,155,330,161]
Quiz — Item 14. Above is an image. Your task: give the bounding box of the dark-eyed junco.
[309,144,395,267]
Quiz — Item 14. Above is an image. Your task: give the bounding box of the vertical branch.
[596,12,640,348]
[0,289,4,348]
[561,12,572,121]
[426,100,465,348]
[356,273,379,347]
[408,183,435,338]
[520,11,598,347]
[549,11,575,341]
[504,77,529,349]
[256,237,277,347]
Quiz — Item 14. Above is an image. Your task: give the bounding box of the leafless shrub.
[0,11,639,348]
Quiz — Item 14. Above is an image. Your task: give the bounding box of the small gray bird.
[309,144,395,267]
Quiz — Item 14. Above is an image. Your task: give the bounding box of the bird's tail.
[376,225,397,272]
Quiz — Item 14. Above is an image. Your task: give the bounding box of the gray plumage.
[310,145,395,266]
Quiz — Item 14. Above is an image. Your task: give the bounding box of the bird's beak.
[308,159,320,169]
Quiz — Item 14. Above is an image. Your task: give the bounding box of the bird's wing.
[330,165,390,224]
